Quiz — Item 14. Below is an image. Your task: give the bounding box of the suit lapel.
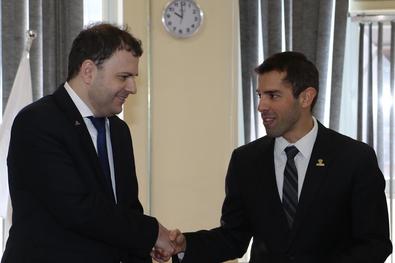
[254,138,291,236]
[289,123,334,241]
[52,85,115,201]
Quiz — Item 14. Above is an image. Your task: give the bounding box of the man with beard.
[165,51,392,263]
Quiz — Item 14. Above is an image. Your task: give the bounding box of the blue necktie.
[283,145,299,227]
[88,117,113,195]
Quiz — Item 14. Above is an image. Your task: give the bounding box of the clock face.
[162,0,203,38]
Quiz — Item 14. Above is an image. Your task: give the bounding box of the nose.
[257,96,268,113]
[126,77,137,94]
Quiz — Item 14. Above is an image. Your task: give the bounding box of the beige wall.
[123,0,240,261]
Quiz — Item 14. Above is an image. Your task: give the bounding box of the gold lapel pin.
[74,120,81,126]
[316,159,325,167]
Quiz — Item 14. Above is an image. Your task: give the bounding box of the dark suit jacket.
[1,86,158,263]
[178,122,392,263]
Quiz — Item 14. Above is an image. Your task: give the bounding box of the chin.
[111,105,123,115]
[265,129,281,138]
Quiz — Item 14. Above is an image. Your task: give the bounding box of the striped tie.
[283,145,299,227]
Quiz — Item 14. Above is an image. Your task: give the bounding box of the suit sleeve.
[328,145,392,263]
[179,150,252,263]
[7,111,158,257]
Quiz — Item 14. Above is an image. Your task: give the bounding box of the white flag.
[0,49,33,218]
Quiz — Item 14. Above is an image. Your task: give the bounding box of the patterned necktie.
[88,117,113,195]
[283,145,299,227]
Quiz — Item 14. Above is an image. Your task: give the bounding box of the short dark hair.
[67,23,143,81]
[255,51,319,109]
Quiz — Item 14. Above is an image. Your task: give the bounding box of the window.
[84,0,123,27]
[341,17,395,263]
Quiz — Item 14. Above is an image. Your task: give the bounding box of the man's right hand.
[152,223,175,262]
[169,229,186,254]
[151,227,186,262]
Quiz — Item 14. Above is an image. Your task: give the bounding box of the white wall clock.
[162,0,204,38]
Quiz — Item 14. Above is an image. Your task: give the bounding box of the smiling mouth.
[262,115,276,127]
[118,95,128,103]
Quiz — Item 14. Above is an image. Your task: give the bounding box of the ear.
[79,59,97,85]
[299,87,317,109]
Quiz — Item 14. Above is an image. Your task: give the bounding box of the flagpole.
[25,30,36,53]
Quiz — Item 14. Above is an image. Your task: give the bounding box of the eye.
[118,75,133,81]
[269,93,280,99]
[256,91,262,99]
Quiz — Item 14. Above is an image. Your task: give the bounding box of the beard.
[262,103,301,139]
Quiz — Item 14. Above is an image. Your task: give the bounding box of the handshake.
[151,223,186,262]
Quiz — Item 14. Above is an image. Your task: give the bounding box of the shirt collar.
[274,117,318,159]
[64,82,94,118]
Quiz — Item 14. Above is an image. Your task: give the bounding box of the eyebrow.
[264,90,280,94]
[256,89,281,94]
[118,72,138,77]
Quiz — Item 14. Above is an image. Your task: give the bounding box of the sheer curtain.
[2,0,83,105]
[0,0,83,255]
[239,0,348,143]
[353,18,395,263]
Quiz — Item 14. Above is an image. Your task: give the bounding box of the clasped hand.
[152,223,186,262]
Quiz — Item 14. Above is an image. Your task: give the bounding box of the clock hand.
[178,0,184,24]
[174,12,182,18]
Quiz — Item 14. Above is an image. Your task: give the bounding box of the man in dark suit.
[165,51,392,263]
[2,23,175,263]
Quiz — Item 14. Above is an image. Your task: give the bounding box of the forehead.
[101,49,139,72]
[258,71,290,91]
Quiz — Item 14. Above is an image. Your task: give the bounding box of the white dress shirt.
[273,117,318,201]
[64,82,117,202]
